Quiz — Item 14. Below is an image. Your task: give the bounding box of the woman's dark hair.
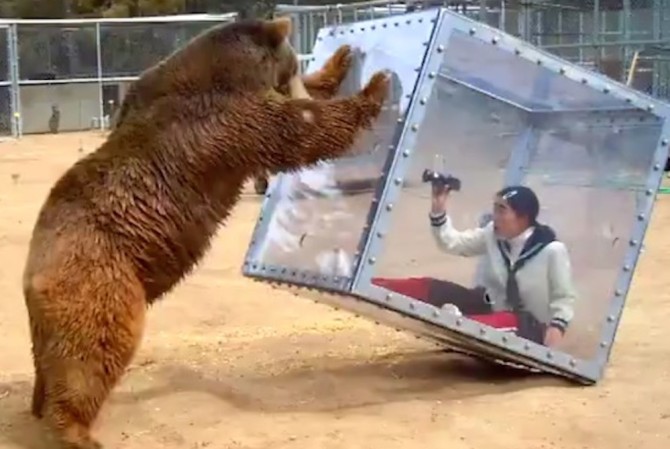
[496,185,540,225]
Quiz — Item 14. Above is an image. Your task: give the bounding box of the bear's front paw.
[324,45,353,79]
[360,71,391,106]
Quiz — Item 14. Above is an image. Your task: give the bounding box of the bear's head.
[113,16,308,129]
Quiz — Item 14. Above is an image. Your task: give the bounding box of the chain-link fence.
[509,0,670,98]
[1,1,669,138]
[0,15,236,137]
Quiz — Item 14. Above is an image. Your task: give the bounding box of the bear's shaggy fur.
[22,17,389,449]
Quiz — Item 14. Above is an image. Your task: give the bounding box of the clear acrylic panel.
[369,27,662,364]
[248,11,438,284]
[521,112,662,360]
[441,29,632,112]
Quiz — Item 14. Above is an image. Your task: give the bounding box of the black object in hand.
[422,169,461,192]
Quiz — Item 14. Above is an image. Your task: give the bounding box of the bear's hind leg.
[31,367,45,418]
[40,274,146,449]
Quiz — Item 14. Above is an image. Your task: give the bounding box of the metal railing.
[1,1,669,138]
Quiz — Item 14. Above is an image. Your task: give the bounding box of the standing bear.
[22,16,389,449]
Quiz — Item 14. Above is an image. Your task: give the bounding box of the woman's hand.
[431,184,450,215]
[544,326,564,347]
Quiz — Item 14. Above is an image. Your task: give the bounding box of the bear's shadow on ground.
[127,351,572,412]
[0,351,574,449]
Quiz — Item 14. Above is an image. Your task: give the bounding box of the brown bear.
[22,16,389,449]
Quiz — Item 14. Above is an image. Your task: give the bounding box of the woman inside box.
[427,184,578,348]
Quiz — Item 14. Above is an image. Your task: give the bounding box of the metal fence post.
[8,23,21,138]
[95,21,104,130]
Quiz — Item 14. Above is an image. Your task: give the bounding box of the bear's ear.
[264,16,293,47]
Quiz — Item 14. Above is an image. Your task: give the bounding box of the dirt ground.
[1,132,669,449]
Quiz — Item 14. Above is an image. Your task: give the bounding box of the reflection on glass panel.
[252,15,435,281]
[371,29,662,363]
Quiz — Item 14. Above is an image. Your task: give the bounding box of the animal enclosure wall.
[244,7,670,384]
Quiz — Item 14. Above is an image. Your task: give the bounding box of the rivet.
[411,124,419,131]
[371,25,376,30]
[368,257,376,264]
[654,164,661,171]
[600,341,608,348]
[383,23,387,28]
[428,72,436,79]
[524,343,530,351]
[625,98,632,103]
[385,203,393,211]
[559,67,566,74]
[479,328,486,335]
[536,59,542,65]
[603,85,610,93]
[432,309,440,318]
[397,117,403,123]
[569,359,576,367]
[492,36,499,44]
[469,28,476,35]
[514,48,521,55]
[607,315,615,322]
[615,289,623,296]
[402,149,410,157]
[376,231,384,238]
[456,318,462,326]
[502,335,508,343]
[386,293,392,301]
[394,22,399,27]
[394,178,402,185]
[661,139,668,146]
[637,214,645,220]
[623,265,631,272]
[423,41,428,47]
[409,302,415,310]
[647,104,654,111]
[547,351,553,359]
[420,97,427,105]
[581,78,587,84]
[629,239,638,246]
[437,45,444,53]
[646,189,654,196]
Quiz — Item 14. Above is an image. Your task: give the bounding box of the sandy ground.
[1,131,669,449]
